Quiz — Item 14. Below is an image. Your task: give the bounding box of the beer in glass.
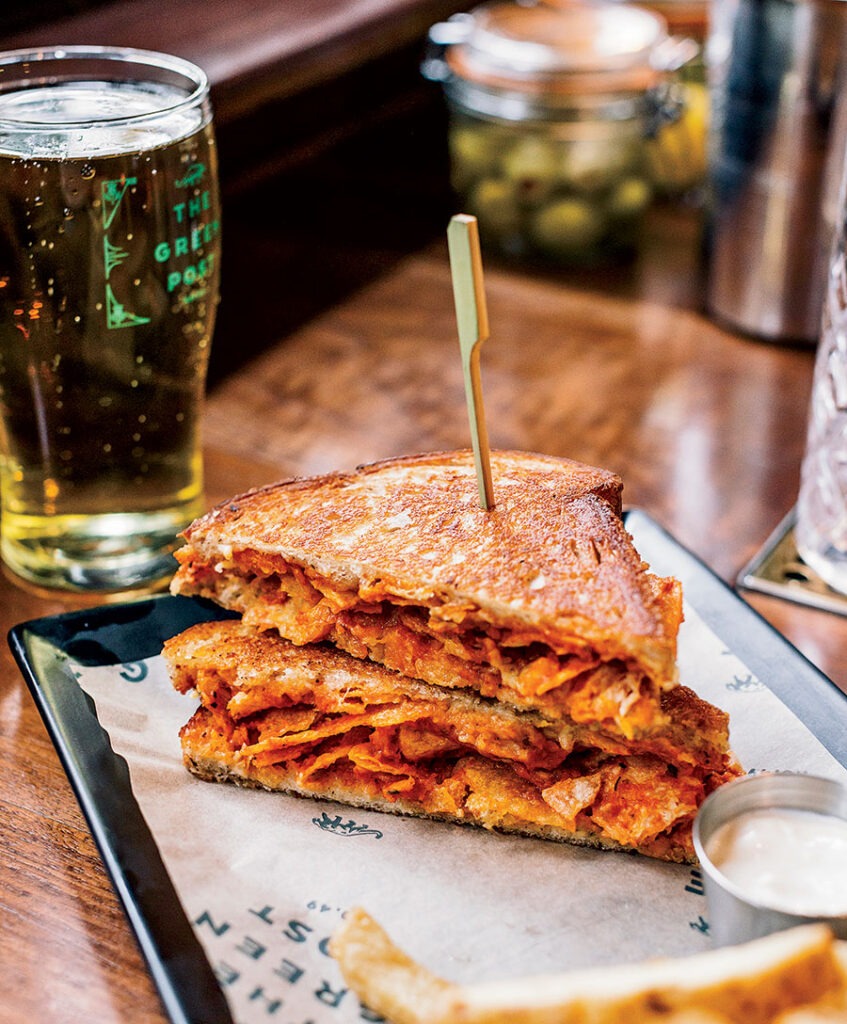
[0,47,221,592]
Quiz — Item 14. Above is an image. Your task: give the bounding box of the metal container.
[705,0,847,344]
[423,0,696,267]
[694,773,847,946]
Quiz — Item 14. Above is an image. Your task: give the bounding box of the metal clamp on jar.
[423,0,697,267]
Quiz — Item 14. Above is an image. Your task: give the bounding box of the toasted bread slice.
[170,450,683,734]
[164,620,741,863]
[329,910,847,1024]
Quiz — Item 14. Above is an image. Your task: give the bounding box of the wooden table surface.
[1,196,843,1022]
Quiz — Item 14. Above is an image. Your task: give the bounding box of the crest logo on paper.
[727,672,765,693]
[119,661,149,683]
[312,812,384,839]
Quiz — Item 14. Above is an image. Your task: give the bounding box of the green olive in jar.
[530,196,605,254]
[449,125,499,190]
[557,136,641,194]
[467,178,523,237]
[500,135,559,206]
[606,177,653,220]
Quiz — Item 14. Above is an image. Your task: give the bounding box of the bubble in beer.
[80,163,95,179]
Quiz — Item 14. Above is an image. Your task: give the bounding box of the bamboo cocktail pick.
[447,214,495,510]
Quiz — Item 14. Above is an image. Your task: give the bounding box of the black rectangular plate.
[9,595,238,1024]
[9,510,847,1024]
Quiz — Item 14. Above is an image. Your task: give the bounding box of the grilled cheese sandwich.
[166,449,740,861]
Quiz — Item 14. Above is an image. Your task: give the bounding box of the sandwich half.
[170,450,684,741]
[166,449,741,861]
[164,619,739,862]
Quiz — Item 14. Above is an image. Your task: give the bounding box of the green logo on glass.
[101,177,150,330]
[175,163,206,188]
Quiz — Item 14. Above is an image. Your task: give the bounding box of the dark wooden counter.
[0,179,840,1020]
[2,0,468,195]
[2,0,465,117]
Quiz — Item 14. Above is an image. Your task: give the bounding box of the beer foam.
[0,81,206,158]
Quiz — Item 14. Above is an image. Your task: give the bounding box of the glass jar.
[423,0,696,266]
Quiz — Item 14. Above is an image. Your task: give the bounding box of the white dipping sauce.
[706,807,847,916]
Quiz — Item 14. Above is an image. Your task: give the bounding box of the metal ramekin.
[693,772,847,946]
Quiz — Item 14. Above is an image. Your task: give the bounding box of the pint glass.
[0,47,220,592]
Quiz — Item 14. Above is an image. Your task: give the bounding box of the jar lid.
[443,0,672,94]
[599,0,707,40]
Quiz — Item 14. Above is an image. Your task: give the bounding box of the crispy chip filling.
[176,653,736,863]
[175,551,674,740]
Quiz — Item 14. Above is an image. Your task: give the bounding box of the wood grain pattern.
[202,208,815,594]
